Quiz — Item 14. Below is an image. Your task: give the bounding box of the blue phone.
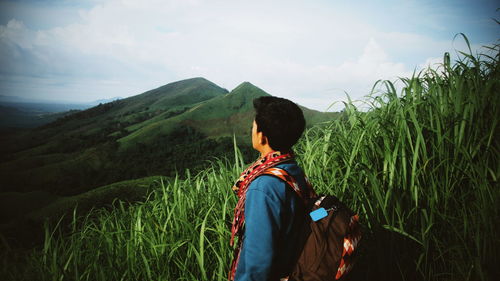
[310,208,328,222]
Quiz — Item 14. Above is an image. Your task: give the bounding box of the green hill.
[0,78,337,197]
[0,77,227,157]
[117,81,270,147]
[119,81,337,148]
[0,78,229,194]
[182,81,337,139]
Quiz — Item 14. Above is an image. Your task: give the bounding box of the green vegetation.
[297,40,499,279]
[0,177,163,249]
[0,78,229,195]
[113,126,258,178]
[1,41,498,280]
[0,78,332,196]
[115,81,323,147]
[0,190,59,223]
[25,176,164,225]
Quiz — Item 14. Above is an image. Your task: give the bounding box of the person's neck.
[258,146,275,158]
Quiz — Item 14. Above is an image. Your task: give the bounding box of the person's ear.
[260,134,268,145]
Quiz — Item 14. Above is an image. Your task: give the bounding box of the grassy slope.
[119,82,337,148]
[183,82,339,138]
[2,42,497,280]
[0,78,228,193]
[25,176,164,225]
[0,176,163,253]
[0,190,60,223]
[117,81,267,147]
[0,176,161,225]
[0,78,335,191]
[0,77,227,158]
[0,78,335,194]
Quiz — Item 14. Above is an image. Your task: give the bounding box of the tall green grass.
[1,40,498,280]
[297,39,499,280]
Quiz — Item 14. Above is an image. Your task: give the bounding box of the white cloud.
[0,0,496,109]
[258,38,413,111]
[0,19,34,50]
[335,38,409,83]
[418,57,444,71]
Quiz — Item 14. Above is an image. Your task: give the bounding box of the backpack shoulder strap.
[262,167,305,200]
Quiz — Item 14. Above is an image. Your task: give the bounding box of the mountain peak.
[157,77,218,89]
[230,81,271,98]
[127,77,227,104]
[233,81,257,90]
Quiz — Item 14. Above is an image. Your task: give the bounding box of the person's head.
[252,96,305,153]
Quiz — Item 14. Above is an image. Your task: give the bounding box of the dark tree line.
[112,126,257,179]
[0,123,257,196]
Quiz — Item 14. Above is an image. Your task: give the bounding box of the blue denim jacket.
[235,162,308,281]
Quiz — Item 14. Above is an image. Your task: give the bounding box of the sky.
[0,0,498,111]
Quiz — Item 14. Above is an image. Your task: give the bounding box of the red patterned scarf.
[228,150,295,280]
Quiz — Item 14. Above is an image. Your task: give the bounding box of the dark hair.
[253,96,306,151]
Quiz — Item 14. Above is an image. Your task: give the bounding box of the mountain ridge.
[0,77,338,196]
[117,80,275,147]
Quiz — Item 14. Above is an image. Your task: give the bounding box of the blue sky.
[0,0,498,110]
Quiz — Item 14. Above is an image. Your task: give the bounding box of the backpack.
[263,167,362,281]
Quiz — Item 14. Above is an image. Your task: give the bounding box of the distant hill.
[0,97,125,129]
[0,78,338,197]
[39,77,228,138]
[0,103,84,129]
[0,93,126,127]
[89,97,123,106]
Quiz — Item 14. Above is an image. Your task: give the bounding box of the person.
[229,96,315,281]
